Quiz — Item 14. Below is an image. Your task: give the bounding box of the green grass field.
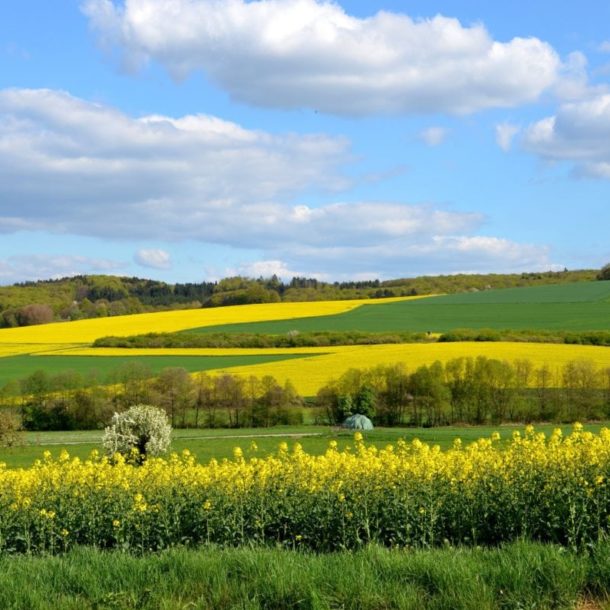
[0,542,605,609]
[0,353,307,387]
[189,280,610,334]
[1,422,604,469]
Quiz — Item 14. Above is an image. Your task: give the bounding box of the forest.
[0,268,598,328]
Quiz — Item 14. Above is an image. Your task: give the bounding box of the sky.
[1,0,610,285]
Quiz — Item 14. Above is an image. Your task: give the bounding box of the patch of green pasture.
[188,281,610,334]
[0,541,600,609]
[0,353,310,387]
[2,422,604,469]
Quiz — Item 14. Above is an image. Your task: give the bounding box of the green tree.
[154,367,194,427]
[597,263,610,281]
[354,384,376,419]
[408,362,450,426]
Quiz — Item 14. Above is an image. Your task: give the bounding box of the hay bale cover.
[342,414,374,430]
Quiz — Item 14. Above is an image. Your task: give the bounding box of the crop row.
[1,426,610,553]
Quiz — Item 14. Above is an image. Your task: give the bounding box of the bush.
[598,263,610,281]
[0,411,24,447]
[102,404,171,463]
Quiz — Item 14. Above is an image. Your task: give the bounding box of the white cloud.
[273,236,552,279]
[420,127,448,147]
[553,51,600,101]
[234,260,308,281]
[83,0,561,115]
[0,255,124,284]
[522,93,610,177]
[0,88,349,242]
[134,248,171,269]
[598,41,610,53]
[495,122,520,152]
[0,88,552,279]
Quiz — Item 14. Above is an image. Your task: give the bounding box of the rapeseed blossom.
[1,425,610,554]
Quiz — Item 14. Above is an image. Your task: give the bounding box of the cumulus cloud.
[0,254,124,284]
[274,236,552,279]
[522,93,610,178]
[420,127,448,147]
[0,88,348,242]
[134,248,171,269]
[233,260,310,281]
[82,0,561,115]
[0,88,552,278]
[495,122,520,152]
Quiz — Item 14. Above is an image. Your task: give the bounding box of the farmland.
[189,280,610,334]
[1,281,610,395]
[44,341,610,396]
[2,281,610,608]
[1,422,608,469]
[2,425,610,553]
[0,352,308,388]
[0,296,412,349]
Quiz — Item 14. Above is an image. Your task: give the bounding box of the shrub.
[0,411,24,447]
[598,263,610,281]
[102,404,171,463]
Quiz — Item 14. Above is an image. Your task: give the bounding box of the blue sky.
[1,0,609,284]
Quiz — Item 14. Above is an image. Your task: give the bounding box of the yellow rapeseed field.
[0,296,417,355]
[0,344,82,357]
[23,341,610,395]
[205,342,610,395]
[1,426,609,553]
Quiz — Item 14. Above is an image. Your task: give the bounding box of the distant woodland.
[0,269,599,328]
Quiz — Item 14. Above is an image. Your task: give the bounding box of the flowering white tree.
[102,404,171,463]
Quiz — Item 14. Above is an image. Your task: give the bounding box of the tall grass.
[0,542,606,609]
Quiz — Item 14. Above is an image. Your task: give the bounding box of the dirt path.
[32,432,325,446]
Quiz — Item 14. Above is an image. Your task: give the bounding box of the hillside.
[0,268,598,328]
[186,280,610,335]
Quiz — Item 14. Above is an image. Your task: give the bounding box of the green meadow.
[1,422,605,469]
[0,353,307,387]
[189,280,610,334]
[1,542,607,610]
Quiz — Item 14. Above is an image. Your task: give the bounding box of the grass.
[0,353,307,387]
[190,281,610,334]
[0,541,607,609]
[2,422,606,469]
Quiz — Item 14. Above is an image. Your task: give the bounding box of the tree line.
[93,328,610,350]
[317,357,610,427]
[1,268,600,327]
[2,356,610,432]
[0,363,303,431]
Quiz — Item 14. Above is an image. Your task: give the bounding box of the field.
[2,284,610,607]
[3,425,610,554]
[24,341,610,396]
[3,422,608,468]
[188,280,610,334]
[1,542,607,609]
[197,341,610,395]
[1,282,610,394]
[0,296,414,350]
[0,352,307,388]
